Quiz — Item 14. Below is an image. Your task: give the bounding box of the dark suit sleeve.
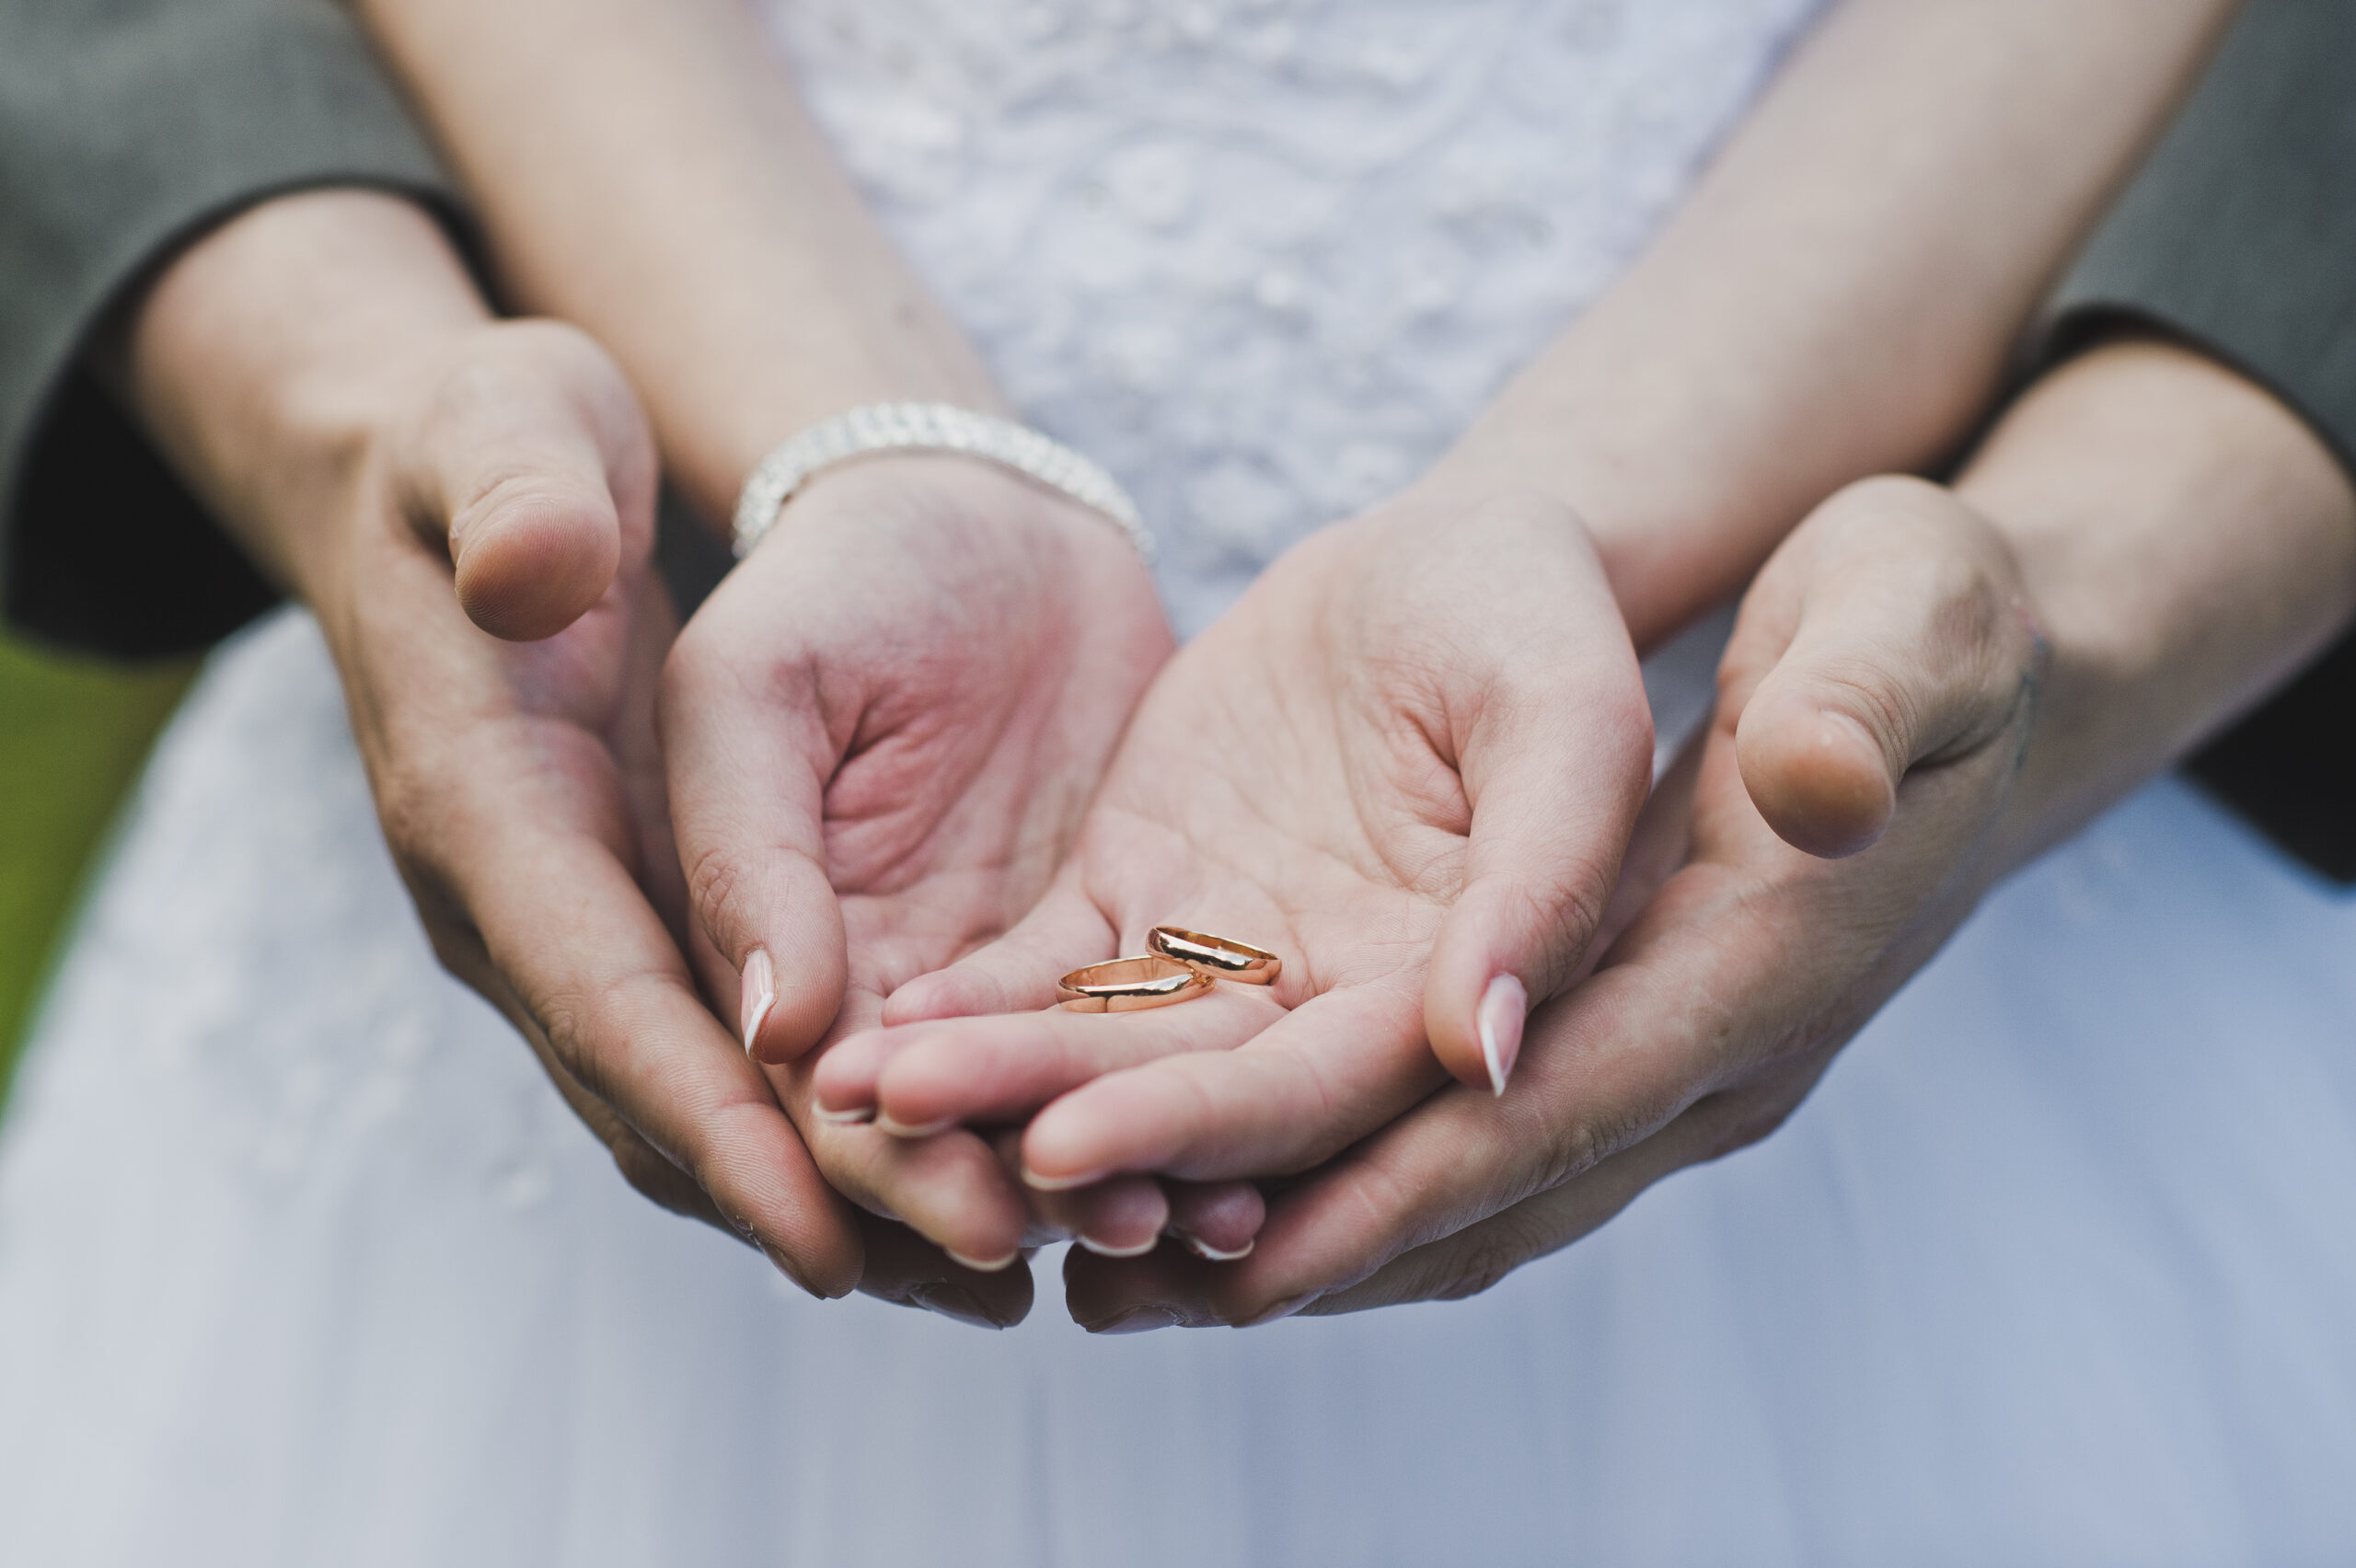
[2033,0,2356,882]
[0,0,461,660]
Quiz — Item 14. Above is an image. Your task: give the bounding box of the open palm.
[658,455,1185,1298]
[813,492,1656,1246]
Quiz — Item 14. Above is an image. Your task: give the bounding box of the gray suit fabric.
[2037,0,2356,881]
[0,0,453,655]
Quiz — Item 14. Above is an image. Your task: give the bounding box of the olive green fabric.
[2039,0,2356,882]
[0,638,191,1101]
[0,0,456,659]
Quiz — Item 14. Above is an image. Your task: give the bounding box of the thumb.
[1423,515,1656,1097]
[1731,477,2041,859]
[397,320,656,642]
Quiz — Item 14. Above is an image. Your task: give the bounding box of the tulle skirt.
[2,608,2350,1566]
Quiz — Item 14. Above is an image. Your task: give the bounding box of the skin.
[1046,336,2356,1330]
[344,0,2238,1276]
[102,190,1055,1327]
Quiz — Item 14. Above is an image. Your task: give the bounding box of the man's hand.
[1056,477,2048,1328]
[113,191,864,1296]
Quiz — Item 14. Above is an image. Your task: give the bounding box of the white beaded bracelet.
[730,402,1152,560]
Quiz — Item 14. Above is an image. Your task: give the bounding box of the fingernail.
[813,1101,877,1125]
[873,1113,954,1139]
[907,1282,1007,1331]
[1078,1231,1161,1260]
[760,1244,818,1297]
[1233,1292,1312,1328]
[1172,1230,1255,1262]
[1022,1164,1110,1193]
[945,1247,1022,1274]
[1083,1303,1183,1335]
[739,948,777,1056]
[1476,974,1528,1096]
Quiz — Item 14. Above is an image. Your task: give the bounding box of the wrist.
[1409,334,1799,651]
[1964,339,2356,869]
[114,190,491,611]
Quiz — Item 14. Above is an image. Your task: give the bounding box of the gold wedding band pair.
[1055,928,1282,1013]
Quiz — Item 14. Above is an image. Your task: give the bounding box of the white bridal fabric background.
[3,2,2355,1563]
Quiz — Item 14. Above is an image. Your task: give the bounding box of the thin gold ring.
[1147,927,1282,986]
[1056,954,1216,1013]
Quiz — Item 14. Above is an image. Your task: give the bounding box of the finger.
[420,813,865,1297]
[791,1112,1039,1273]
[1732,477,2039,859]
[397,320,655,642]
[1164,1179,1265,1261]
[431,917,733,1232]
[1422,504,1656,1097]
[879,882,1115,1026]
[1057,1182,1269,1317]
[1033,1175,1173,1260]
[1020,981,1435,1188]
[1060,867,1778,1327]
[1299,1100,1737,1316]
[821,982,1281,1134]
[660,569,851,1064]
[854,1216,1035,1330]
[810,884,1117,1122]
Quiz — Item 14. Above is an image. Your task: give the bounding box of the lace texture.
[766,0,1818,631]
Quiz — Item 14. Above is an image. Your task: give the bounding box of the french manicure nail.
[907,1282,1007,1331]
[740,948,777,1056]
[812,1102,877,1126]
[1083,1303,1183,1335]
[945,1247,1022,1274]
[1173,1230,1255,1262]
[1077,1231,1161,1260]
[874,1113,955,1139]
[1233,1292,1312,1328]
[1022,1164,1110,1193]
[1476,973,1529,1096]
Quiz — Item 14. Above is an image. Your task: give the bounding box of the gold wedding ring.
[1148,927,1283,986]
[1056,955,1215,1013]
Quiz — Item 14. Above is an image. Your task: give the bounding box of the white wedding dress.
[5,3,2355,1563]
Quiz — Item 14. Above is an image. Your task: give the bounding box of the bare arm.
[356,0,2233,580]
[1430,0,2244,645]
[354,0,1003,533]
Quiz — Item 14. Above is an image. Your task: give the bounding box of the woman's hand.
[807,491,1657,1259]
[659,455,1183,1287]
[1056,476,2050,1328]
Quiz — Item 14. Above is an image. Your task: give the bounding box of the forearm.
[106,190,489,611]
[1966,338,2356,867]
[1428,0,2238,648]
[355,0,1000,532]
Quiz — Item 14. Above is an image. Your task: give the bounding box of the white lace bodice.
[763,0,1822,631]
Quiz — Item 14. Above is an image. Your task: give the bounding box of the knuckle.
[1533,1098,1666,1194]
[1426,1230,1535,1303]
[682,842,751,952]
[370,766,443,866]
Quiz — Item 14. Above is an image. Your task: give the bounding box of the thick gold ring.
[1056,954,1216,1013]
[1147,927,1282,986]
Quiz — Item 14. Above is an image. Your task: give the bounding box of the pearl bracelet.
[729,402,1152,560]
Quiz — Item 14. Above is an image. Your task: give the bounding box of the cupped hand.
[657,455,1184,1283]
[811,492,1657,1236]
[1057,475,2049,1328]
[316,318,868,1296]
